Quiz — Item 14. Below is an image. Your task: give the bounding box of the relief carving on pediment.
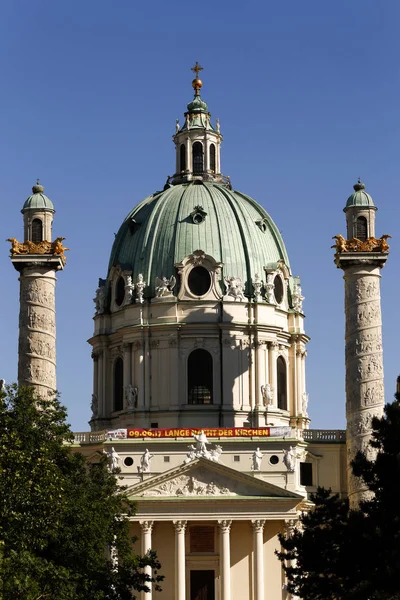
[140,471,237,497]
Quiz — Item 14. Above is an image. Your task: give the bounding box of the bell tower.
[8,181,68,398]
[333,180,390,506]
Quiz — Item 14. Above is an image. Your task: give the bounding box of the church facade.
[9,64,389,600]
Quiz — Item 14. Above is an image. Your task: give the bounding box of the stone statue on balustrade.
[302,392,309,417]
[194,430,210,454]
[103,447,120,472]
[91,393,98,418]
[251,448,263,471]
[155,275,176,298]
[94,279,107,315]
[125,384,138,410]
[183,431,223,463]
[139,449,153,473]
[292,280,304,313]
[123,275,135,306]
[283,446,297,473]
[224,276,245,301]
[261,383,273,406]
[135,273,146,303]
[252,273,263,301]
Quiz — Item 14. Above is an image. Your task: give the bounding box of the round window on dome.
[274,275,284,304]
[192,212,204,225]
[115,276,126,306]
[188,266,211,296]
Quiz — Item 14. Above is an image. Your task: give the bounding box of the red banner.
[127,427,273,439]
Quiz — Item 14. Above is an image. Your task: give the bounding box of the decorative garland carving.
[332,234,391,255]
[8,237,69,264]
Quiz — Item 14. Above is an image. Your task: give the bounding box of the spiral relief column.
[334,180,389,507]
[9,182,67,399]
[18,268,58,397]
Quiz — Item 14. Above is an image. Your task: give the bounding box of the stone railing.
[303,429,346,442]
[73,431,107,444]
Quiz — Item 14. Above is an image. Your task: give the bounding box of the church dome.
[108,180,290,297]
[345,180,375,209]
[22,181,54,212]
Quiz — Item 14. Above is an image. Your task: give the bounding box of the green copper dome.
[187,94,208,114]
[345,180,375,209]
[22,181,54,212]
[108,181,290,297]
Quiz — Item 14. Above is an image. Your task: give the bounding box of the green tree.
[277,386,400,600]
[0,385,163,600]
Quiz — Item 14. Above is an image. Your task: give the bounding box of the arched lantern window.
[31,218,43,243]
[277,356,287,410]
[188,349,213,404]
[192,142,203,174]
[114,357,124,411]
[209,143,216,172]
[180,144,186,172]
[356,216,368,241]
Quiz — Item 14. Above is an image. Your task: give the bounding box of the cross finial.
[191,61,203,79]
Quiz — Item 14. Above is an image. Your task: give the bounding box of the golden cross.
[191,61,203,78]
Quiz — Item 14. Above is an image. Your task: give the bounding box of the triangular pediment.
[126,458,303,500]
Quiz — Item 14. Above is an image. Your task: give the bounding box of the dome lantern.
[171,63,226,185]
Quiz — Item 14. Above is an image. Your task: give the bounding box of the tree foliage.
[0,385,163,599]
[277,388,400,600]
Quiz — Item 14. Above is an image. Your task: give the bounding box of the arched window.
[209,143,216,172]
[31,219,43,243]
[115,276,125,307]
[192,142,203,174]
[188,349,213,404]
[114,357,124,411]
[356,216,368,241]
[277,356,287,410]
[180,144,186,172]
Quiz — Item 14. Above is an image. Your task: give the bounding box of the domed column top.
[344,179,377,241]
[21,179,55,243]
[170,63,228,186]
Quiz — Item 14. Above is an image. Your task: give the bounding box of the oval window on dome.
[115,276,126,306]
[274,275,284,304]
[188,266,211,296]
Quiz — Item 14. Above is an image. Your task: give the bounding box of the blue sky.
[0,0,399,431]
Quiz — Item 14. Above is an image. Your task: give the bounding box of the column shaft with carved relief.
[334,196,389,505]
[15,261,63,398]
[341,261,386,505]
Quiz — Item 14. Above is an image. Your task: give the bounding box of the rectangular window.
[300,462,313,486]
[234,455,240,462]
[189,526,215,553]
